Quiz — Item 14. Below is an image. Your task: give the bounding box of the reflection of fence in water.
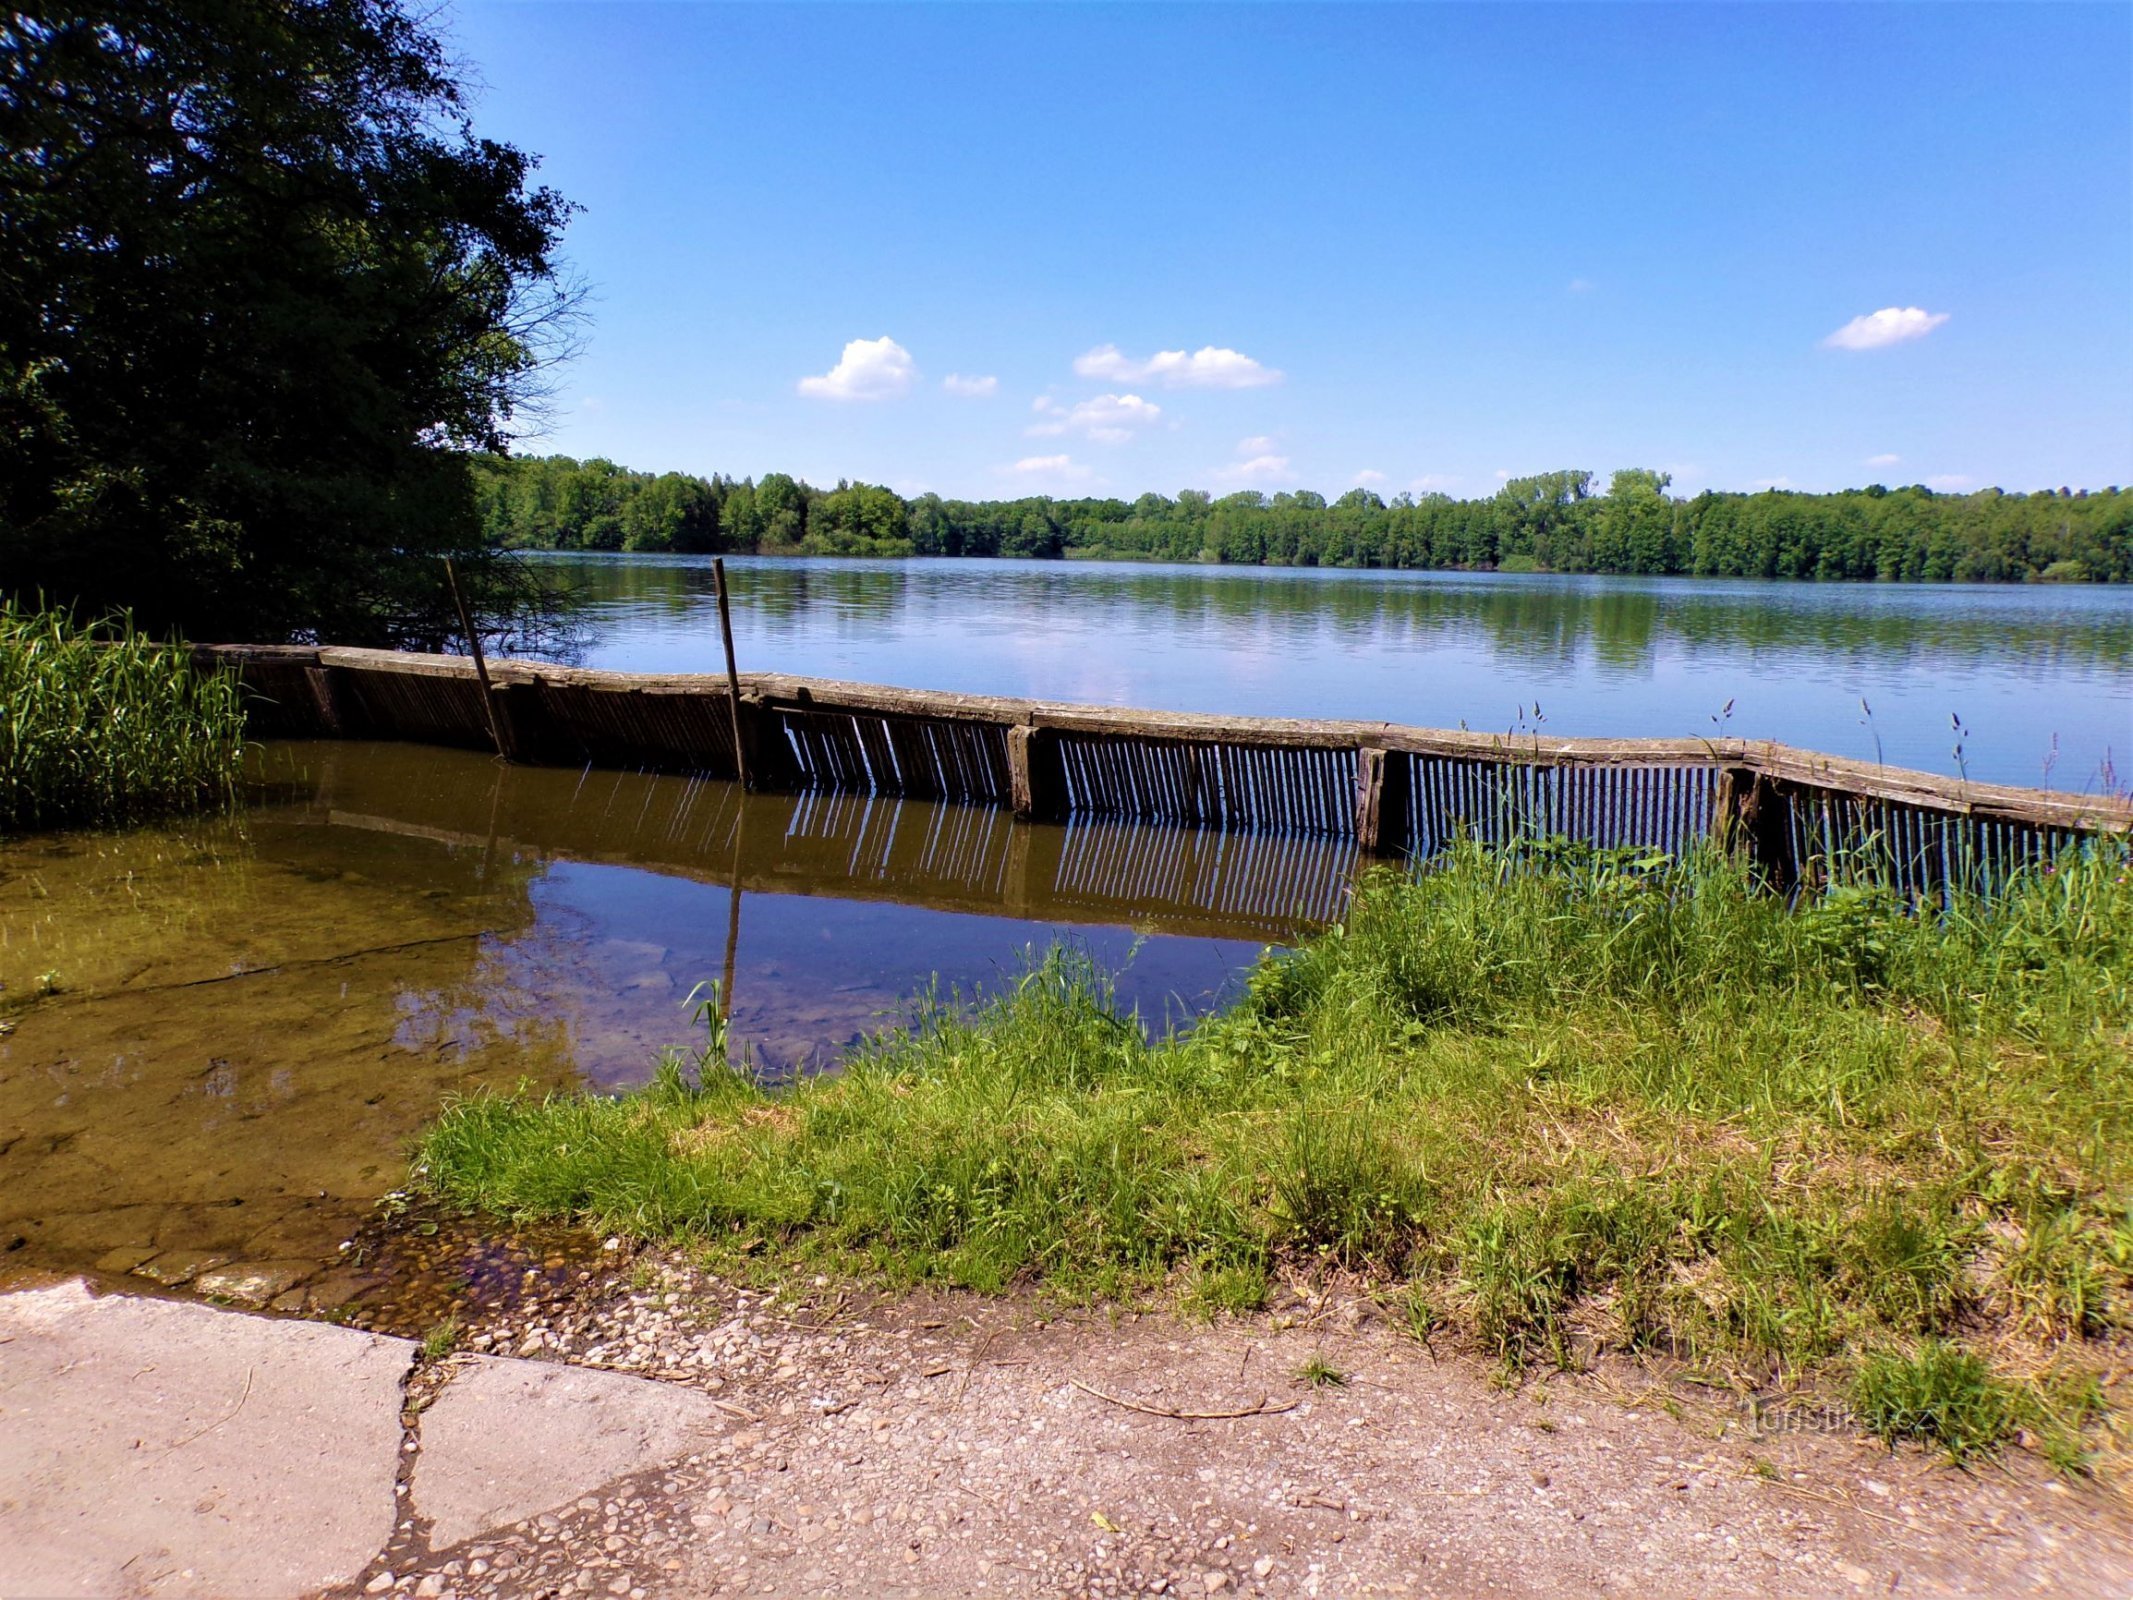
[1052,817,1352,936]
[780,789,1016,902]
[778,790,1346,939]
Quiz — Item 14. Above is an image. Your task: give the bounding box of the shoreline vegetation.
[476,455,2132,585]
[0,602,245,833]
[420,842,2133,1469]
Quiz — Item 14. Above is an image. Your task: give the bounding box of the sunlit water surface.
[550,553,2133,791]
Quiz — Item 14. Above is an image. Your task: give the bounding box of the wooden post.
[1355,746,1411,856]
[303,665,345,736]
[1008,724,1068,821]
[443,558,511,760]
[1713,766,1796,893]
[1008,725,1037,818]
[711,557,750,789]
[1355,747,1387,852]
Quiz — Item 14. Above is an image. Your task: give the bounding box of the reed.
[421,840,2133,1465]
[0,601,246,832]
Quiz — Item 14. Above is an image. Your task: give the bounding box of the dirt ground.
[335,1251,2133,1600]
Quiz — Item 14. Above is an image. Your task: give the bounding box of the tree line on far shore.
[476,457,2131,584]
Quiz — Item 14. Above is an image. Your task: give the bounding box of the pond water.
[549,554,2133,793]
[0,741,1331,1300]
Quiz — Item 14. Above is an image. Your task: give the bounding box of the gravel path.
[336,1254,2133,1599]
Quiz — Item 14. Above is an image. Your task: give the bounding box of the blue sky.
[448,2,2133,501]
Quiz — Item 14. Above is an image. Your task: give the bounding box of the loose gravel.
[325,1247,2133,1599]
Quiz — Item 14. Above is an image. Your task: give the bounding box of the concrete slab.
[0,1278,411,1598]
[411,1355,727,1549]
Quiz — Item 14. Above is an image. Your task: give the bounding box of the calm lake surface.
[552,554,2133,793]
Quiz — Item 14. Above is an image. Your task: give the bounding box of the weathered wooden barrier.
[201,644,2132,899]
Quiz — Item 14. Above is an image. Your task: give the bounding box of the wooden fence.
[202,644,2131,901]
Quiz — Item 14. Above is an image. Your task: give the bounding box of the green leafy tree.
[0,0,578,642]
[754,473,807,548]
[1594,469,1676,573]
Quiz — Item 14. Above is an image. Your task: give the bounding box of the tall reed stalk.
[0,601,246,832]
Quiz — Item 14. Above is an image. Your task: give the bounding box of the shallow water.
[546,553,2133,792]
[0,740,1331,1299]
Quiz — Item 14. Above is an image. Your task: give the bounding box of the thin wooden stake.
[443,557,510,760]
[712,557,751,789]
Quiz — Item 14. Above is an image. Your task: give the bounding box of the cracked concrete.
[0,1278,407,1597]
[0,1279,730,1599]
[410,1358,725,1551]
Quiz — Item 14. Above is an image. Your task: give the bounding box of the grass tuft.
[1852,1342,2017,1462]
[1295,1354,1348,1388]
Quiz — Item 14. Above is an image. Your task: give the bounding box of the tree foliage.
[480,454,2131,585]
[0,1,577,642]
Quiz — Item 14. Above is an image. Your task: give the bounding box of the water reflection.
[290,742,1348,1078]
[539,554,2133,789]
[0,741,1337,1288]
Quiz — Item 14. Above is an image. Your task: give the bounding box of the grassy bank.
[421,844,2133,1463]
[0,602,246,832]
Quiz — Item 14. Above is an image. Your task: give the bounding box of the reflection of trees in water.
[558,558,2133,678]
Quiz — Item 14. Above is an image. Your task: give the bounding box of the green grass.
[0,601,245,832]
[1296,1354,1348,1388]
[419,842,2133,1462]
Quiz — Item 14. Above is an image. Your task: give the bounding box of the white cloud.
[1568,278,1595,294]
[1211,453,1295,488]
[1926,473,1974,491]
[1865,453,1902,468]
[798,336,916,401]
[942,373,998,398]
[1027,393,1162,444]
[1237,435,1280,456]
[1822,307,1950,351]
[1073,343,1282,389]
[1411,473,1460,493]
[1005,453,1093,483]
[1354,469,1389,487]
[1753,476,1798,491]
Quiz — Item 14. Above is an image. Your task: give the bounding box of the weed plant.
[0,601,245,832]
[421,841,2133,1462]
